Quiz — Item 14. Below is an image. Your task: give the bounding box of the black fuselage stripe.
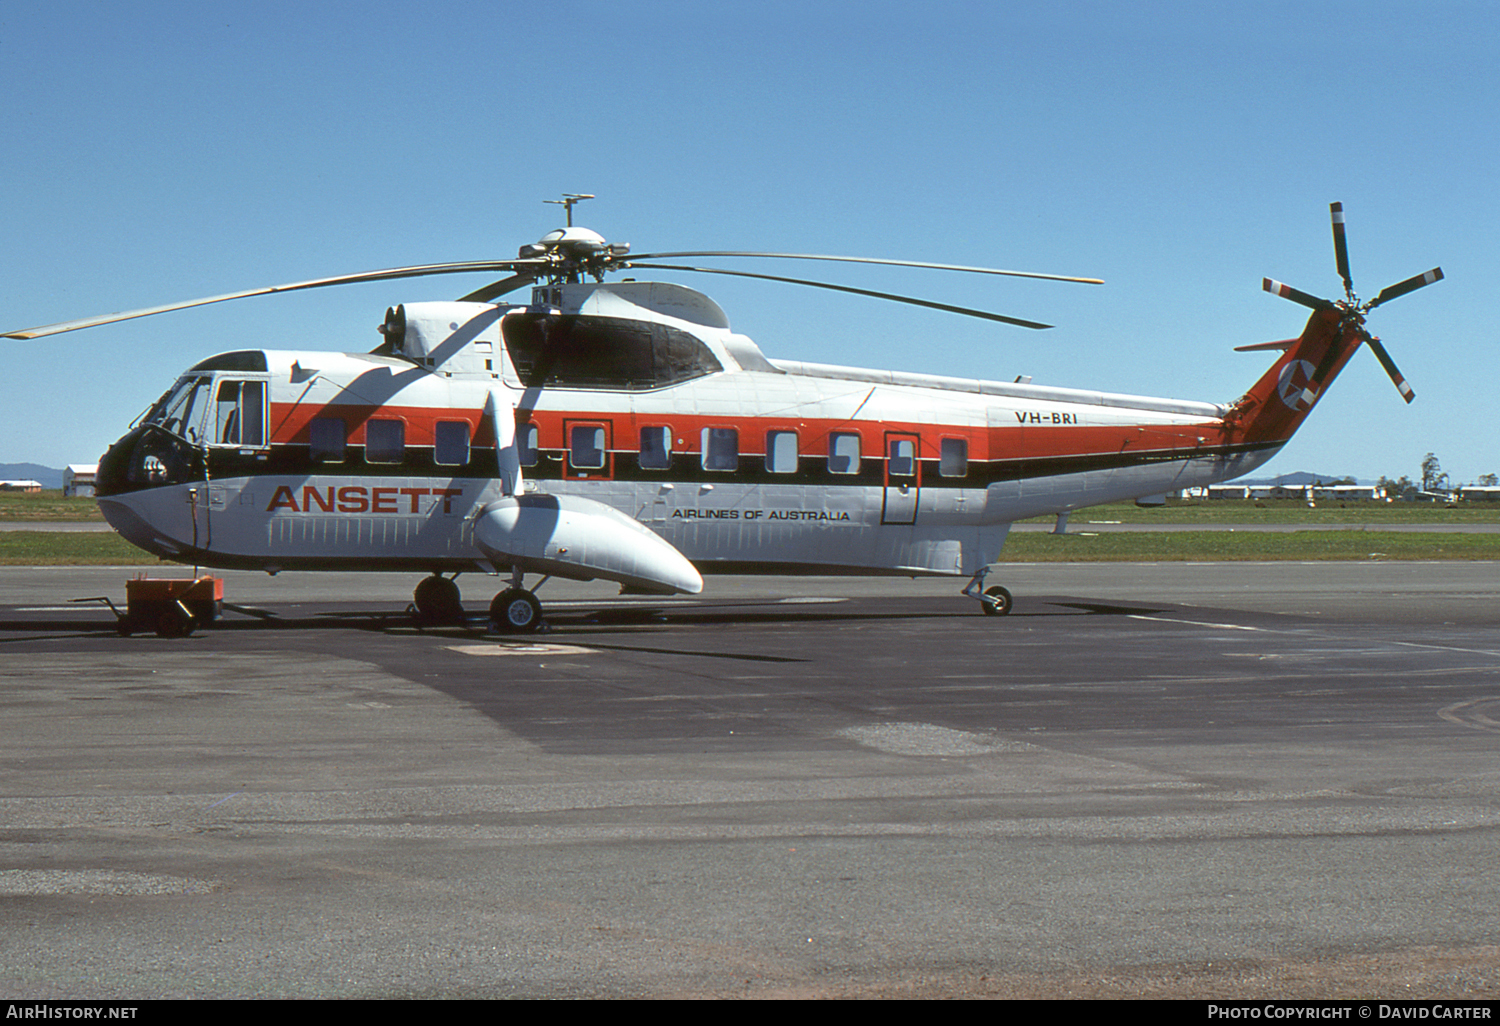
[184,440,1279,489]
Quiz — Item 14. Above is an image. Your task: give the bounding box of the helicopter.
[4,197,1441,633]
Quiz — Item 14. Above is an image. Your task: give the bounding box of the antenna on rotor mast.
[545,193,595,227]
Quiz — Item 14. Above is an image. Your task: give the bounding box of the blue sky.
[4,0,1495,484]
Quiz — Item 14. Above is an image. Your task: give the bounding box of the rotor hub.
[518,226,630,284]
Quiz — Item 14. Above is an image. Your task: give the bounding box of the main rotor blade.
[1366,267,1444,311]
[1361,331,1415,403]
[3,259,548,339]
[458,273,537,304]
[623,263,1053,328]
[621,250,1103,285]
[1330,202,1353,297]
[1263,278,1335,311]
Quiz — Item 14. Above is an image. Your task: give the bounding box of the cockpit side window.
[213,379,266,447]
[145,376,213,444]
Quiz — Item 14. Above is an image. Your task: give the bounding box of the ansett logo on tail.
[1277,359,1319,412]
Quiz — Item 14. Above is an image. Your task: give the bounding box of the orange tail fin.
[1225,306,1363,446]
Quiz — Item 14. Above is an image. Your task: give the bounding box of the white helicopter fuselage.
[95,279,1291,588]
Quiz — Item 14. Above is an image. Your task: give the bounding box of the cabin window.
[940,437,968,477]
[434,421,471,466]
[212,379,265,447]
[888,438,916,477]
[309,418,346,462]
[828,432,861,474]
[701,427,738,472]
[766,430,798,474]
[365,419,405,463]
[570,425,607,470]
[639,426,672,470]
[517,422,538,467]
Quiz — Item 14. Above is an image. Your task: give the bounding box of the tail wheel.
[490,588,543,634]
[980,585,1013,616]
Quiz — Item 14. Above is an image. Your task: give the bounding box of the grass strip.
[1022,499,1500,526]
[0,491,105,522]
[0,532,159,565]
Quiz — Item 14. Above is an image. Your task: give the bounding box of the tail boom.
[1223,306,1362,447]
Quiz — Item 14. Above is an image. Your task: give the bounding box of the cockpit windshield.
[142,375,213,444]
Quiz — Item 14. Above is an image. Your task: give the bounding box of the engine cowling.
[473,493,702,595]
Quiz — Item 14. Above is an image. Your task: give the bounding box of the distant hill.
[0,463,64,488]
[1239,471,1368,486]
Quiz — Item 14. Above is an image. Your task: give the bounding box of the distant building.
[63,464,98,498]
[1457,485,1500,502]
[1306,484,1383,501]
[0,480,43,493]
[1206,483,1384,501]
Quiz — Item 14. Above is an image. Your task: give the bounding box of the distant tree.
[1480,473,1499,487]
[1379,475,1417,500]
[1421,453,1450,493]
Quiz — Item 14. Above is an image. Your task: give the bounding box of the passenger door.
[881,431,920,525]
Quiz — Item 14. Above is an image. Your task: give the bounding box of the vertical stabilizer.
[1225,306,1362,446]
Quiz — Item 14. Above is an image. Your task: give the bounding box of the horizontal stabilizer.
[1234,338,1300,353]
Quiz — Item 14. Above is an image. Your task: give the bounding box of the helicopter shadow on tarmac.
[0,593,1177,660]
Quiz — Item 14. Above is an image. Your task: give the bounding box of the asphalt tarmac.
[2,562,1499,999]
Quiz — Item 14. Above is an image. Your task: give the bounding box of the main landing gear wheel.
[490,588,544,634]
[980,585,1013,616]
[413,575,464,626]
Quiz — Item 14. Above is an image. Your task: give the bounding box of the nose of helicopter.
[96,495,190,560]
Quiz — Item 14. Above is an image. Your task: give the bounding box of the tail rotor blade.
[1367,268,1444,310]
[1362,332,1416,403]
[1330,202,1353,297]
[1263,278,1334,311]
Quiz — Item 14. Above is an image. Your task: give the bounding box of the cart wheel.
[155,606,196,638]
